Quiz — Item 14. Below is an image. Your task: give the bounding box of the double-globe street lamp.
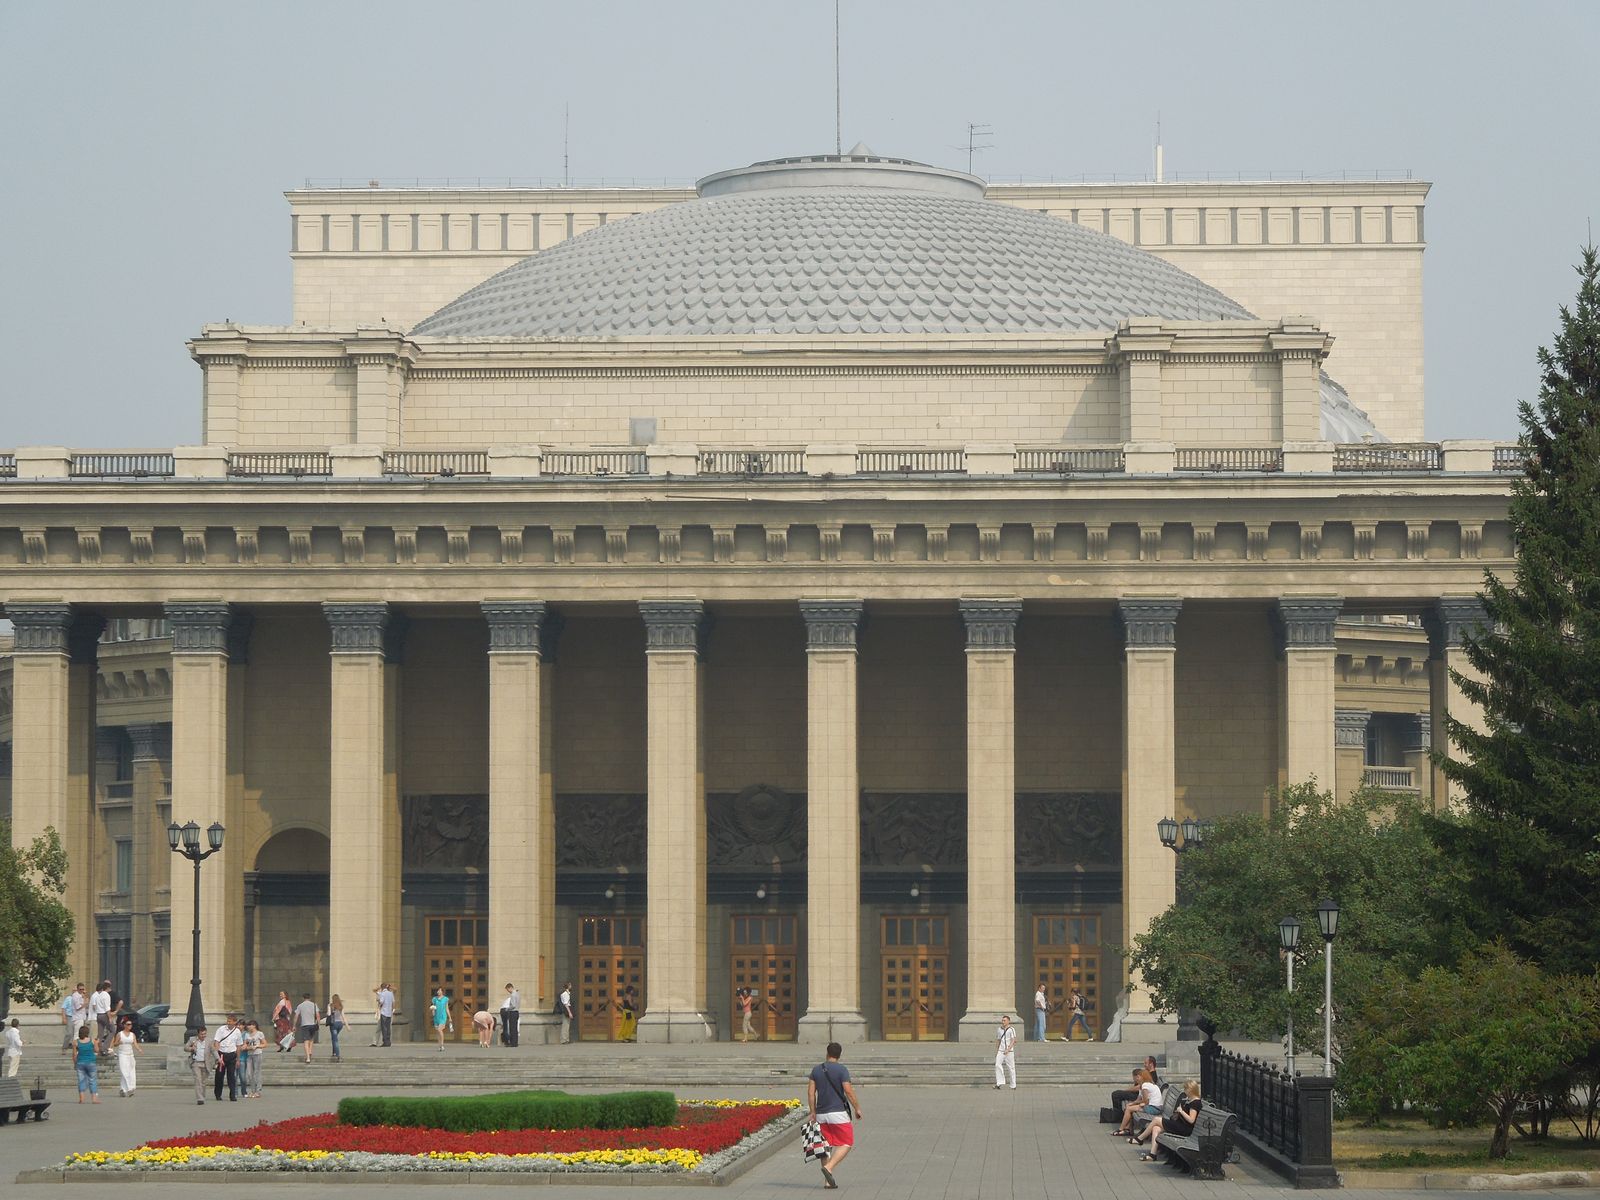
[1277,899,1341,1078]
[1156,816,1215,1040]
[168,820,225,1040]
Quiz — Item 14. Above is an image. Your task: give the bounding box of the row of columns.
[5,594,1488,1037]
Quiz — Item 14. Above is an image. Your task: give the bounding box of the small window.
[114,839,133,892]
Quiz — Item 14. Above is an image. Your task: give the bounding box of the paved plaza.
[0,1077,1582,1199]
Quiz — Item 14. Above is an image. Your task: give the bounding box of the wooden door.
[1033,912,1100,1040]
[730,914,799,1041]
[880,914,950,1041]
[578,914,644,1041]
[425,914,488,1042]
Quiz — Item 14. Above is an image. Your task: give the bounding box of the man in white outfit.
[3,1019,22,1077]
[994,1014,1018,1090]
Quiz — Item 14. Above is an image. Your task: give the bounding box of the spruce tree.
[1437,246,1600,969]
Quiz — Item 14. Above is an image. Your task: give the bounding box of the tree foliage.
[1126,784,1463,1041]
[0,823,75,1008]
[1435,247,1600,971]
[1340,943,1600,1158]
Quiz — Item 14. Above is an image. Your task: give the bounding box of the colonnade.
[3,594,1489,1040]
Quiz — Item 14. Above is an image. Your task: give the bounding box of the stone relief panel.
[1014,792,1120,867]
[706,784,806,867]
[403,794,488,871]
[860,793,967,867]
[555,794,646,869]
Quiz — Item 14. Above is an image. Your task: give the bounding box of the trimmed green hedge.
[337,1089,678,1132]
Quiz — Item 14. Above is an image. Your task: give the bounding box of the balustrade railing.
[1363,764,1418,790]
[1016,446,1126,474]
[0,453,15,479]
[699,448,805,476]
[1333,442,1442,472]
[1493,444,1530,472]
[383,450,490,477]
[70,452,176,478]
[228,451,333,478]
[1175,447,1284,472]
[542,449,648,477]
[856,447,967,474]
[1199,1038,1337,1187]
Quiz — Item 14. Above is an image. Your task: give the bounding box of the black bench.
[0,1077,50,1124]
[1157,1104,1237,1180]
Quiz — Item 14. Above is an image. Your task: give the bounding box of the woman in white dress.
[114,1017,141,1096]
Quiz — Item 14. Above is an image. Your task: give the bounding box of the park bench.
[1156,1104,1237,1180]
[0,1077,51,1124]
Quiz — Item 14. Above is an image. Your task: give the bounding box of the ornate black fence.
[1200,1036,1338,1188]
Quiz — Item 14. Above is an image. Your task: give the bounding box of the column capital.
[323,601,398,658]
[1334,708,1371,747]
[167,602,248,661]
[1118,598,1181,649]
[639,599,706,654]
[1275,597,1344,650]
[1426,596,1490,651]
[126,722,172,763]
[482,600,547,654]
[6,602,75,656]
[959,598,1022,650]
[799,599,864,650]
[1406,711,1433,752]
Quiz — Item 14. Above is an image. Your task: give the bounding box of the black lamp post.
[1155,816,1214,1040]
[1317,897,1340,1076]
[168,819,225,1040]
[1278,915,1301,1075]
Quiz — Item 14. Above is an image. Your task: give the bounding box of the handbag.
[278,1032,295,1051]
[800,1118,829,1163]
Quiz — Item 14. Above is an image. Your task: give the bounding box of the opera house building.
[0,150,1515,1043]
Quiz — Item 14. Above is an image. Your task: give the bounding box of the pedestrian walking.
[184,1025,210,1105]
[242,1020,265,1097]
[431,988,452,1051]
[736,987,755,1042]
[74,1025,101,1102]
[113,1016,140,1096]
[1033,981,1049,1042]
[807,1042,861,1190]
[994,1014,1018,1089]
[372,983,395,1047]
[558,982,574,1044]
[2,1018,22,1078]
[618,985,638,1043]
[325,995,345,1062]
[500,983,520,1047]
[1063,987,1091,1042]
[272,991,293,1051]
[90,980,113,1052]
[295,994,320,1063]
[60,986,85,1054]
[213,1015,243,1101]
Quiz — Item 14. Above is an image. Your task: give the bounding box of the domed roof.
[413,152,1255,337]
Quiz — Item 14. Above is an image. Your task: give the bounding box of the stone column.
[8,603,102,989]
[165,602,248,1017]
[1334,709,1370,801]
[127,723,172,1007]
[797,600,867,1045]
[483,601,558,1043]
[957,598,1023,1041]
[636,600,713,1042]
[1403,713,1433,804]
[1425,598,1490,809]
[1276,598,1343,791]
[324,603,404,1030]
[1118,598,1181,1028]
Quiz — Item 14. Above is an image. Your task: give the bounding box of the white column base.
[958,1010,1021,1042]
[635,1009,717,1043]
[797,1010,868,1045]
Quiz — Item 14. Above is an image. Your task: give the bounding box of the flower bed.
[60,1099,801,1176]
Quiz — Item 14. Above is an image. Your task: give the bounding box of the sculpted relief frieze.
[1014,792,1121,867]
[403,794,489,871]
[555,794,647,869]
[707,784,805,867]
[860,793,967,867]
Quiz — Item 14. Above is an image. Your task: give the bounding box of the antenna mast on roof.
[964,123,993,174]
[1154,111,1164,183]
[834,0,842,155]
[563,103,571,187]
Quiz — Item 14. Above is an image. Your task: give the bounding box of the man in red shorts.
[807,1042,862,1189]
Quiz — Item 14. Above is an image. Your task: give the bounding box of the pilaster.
[1425,597,1490,809]
[957,598,1022,1040]
[797,600,867,1045]
[126,722,172,1006]
[1334,708,1370,802]
[636,600,713,1042]
[1275,597,1342,791]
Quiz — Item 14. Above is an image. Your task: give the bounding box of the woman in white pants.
[114,1017,141,1096]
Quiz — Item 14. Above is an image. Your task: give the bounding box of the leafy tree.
[1340,943,1600,1158]
[1127,784,1464,1042]
[0,823,75,1008]
[1435,246,1600,971]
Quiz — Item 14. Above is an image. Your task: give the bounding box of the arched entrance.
[247,828,330,1021]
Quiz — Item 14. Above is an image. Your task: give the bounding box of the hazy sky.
[1,0,1595,446]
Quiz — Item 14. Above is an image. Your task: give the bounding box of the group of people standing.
[183,1015,268,1103]
[54,981,142,1102]
[269,991,346,1062]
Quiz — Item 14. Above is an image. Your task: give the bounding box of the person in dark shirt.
[807,1042,862,1190]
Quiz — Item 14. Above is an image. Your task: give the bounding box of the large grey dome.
[414,153,1255,337]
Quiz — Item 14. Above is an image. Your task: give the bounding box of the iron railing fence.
[69,452,176,479]
[856,448,967,474]
[383,450,490,477]
[1203,1046,1302,1163]
[698,449,806,476]
[1175,447,1285,473]
[227,451,333,478]
[1333,443,1442,472]
[1016,447,1126,474]
[542,449,648,477]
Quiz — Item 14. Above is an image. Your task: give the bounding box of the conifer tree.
[1437,247,1600,968]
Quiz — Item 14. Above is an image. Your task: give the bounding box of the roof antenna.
[833,0,842,155]
[563,103,571,187]
[1154,111,1164,183]
[963,122,993,174]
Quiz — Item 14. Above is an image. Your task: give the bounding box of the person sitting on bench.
[1114,1068,1162,1135]
[1136,1080,1202,1159]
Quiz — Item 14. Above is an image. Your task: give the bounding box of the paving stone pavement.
[0,1081,1580,1199]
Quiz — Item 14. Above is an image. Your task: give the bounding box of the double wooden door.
[1032,912,1100,1040]
[425,913,488,1042]
[730,914,798,1041]
[578,914,644,1041]
[880,914,950,1041]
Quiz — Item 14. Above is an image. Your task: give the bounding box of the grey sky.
[1,0,1595,447]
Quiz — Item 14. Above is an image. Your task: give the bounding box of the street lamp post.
[1317,898,1340,1077]
[168,819,225,1041]
[1155,817,1215,1040]
[1278,915,1301,1075]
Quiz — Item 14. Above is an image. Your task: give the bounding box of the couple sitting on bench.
[1128,1080,1202,1161]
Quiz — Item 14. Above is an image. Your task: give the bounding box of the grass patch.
[1336,1114,1600,1173]
[337,1089,677,1133]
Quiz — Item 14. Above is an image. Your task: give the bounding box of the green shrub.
[337,1089,677,1132]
